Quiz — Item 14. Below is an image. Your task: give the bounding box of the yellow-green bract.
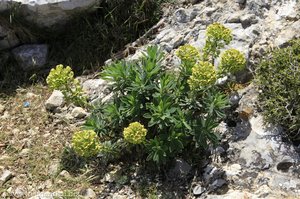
[203,23,233,60]
[46,64,87,107]
[219,49,246,74]
[176,44,201,66]
[188,61,217,90]
[72,130,102,157]
[123,122,147,144]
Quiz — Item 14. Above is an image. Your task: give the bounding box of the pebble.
[0,170,13,185]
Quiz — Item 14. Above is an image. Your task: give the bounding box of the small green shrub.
[77,23,245,167]
[256,39,300,141]
[83,46,229,166]
[71,130,102,158]
[219,49,246,74]
[46,64,87,107]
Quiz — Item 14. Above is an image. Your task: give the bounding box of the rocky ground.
[1,0,300,198]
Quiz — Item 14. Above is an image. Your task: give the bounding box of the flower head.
[123,122,147,144]
[72,130,101,157]
[176,44,201,66]
[219,49,246,74]
[188,61,217,90]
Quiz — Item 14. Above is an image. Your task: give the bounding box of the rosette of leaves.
[123,122,147,144]
[72,130,102,158]
[46,64,87,107]
[188,61,217,90]
[219,49,246,74]
[203,23,232,61]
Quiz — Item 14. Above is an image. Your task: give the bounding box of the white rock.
[71,107,87,119]
[0,170,13,184]
[45,90,65,111]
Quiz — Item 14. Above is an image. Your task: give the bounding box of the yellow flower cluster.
[206,23,232,44]
[219,49,246,74]
[176,44,201,65]
[123,122,147,144]
[46,64,87,107]
[72,130,101,157]
[46,64,75,91]
[188,61,217,90]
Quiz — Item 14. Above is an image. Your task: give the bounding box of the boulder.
[0,0,102,28]
[12,44,48,71]
[45,90,65,111]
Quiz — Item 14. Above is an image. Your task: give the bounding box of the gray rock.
[12,44,48,71]
[45,90,65,111]
[240,14,258,28]
[235,0,246,4]
[193,185,206,196]
[14,187,26,198]
[82,78,112,104]
[0,170,13,185]
[59,170,71,178]
[0,0,102,28]
[274,21,300,48]
[0,24,20,50]
[80,188,96,199]
[210,178,227,190]
[168,158,192,178]
[28,191,55,199]
[71,107,87,119]
[174,8,190,23]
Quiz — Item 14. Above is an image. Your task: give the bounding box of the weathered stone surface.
[45,90,65,111]
[0,0,102,28]
[193,185,206,196]
[0,23,20,50]
[71,107,87,119]
[80,188,96,199]
[168,158,192,178]
[0,170,13,185]
[12,44,48,71]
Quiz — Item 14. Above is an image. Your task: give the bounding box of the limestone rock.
[71,107,87,119]
[80,188,96,199]
[0,170,13,185]
[0,0,102,28]
[45,90,65,111]
[12,44,48,71]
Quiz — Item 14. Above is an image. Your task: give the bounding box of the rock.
[168,158,192,178]
[0,170,13,185]
[274,21,300,48]
[45,90,65,111]
[0,0,102,28]
[80,188,96,199]
[0,23,20,50]
[174,8,190,23]
[59,170,71,178]
[12,44,48,71]
[0,104,4,114]
[277,1,298,21]
[240,14,258,28]
[48,160,60,176]
[14,186,26,198]
[223,164,242,176]
[82,78,111,103]
[235,0,246,4]
[210,178,227,191]
[193,185,206,196]
[19,148,30,156]
[71,107,87,119]
[28,191,55,199]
